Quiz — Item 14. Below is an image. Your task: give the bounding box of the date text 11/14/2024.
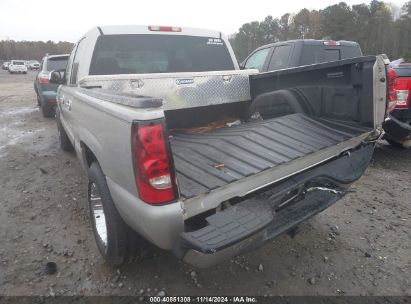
[148,296,258,303]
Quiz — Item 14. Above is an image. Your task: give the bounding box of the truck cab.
[241,39,362,72]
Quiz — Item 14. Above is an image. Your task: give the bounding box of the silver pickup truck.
[50,25,387,268]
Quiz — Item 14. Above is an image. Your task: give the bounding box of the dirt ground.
[0,69,410,297]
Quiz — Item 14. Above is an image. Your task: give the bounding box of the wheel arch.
[81,141,99,168]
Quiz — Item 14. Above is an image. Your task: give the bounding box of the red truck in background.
[384,63,411,148]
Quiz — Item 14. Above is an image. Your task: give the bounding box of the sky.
[0,0,406,42]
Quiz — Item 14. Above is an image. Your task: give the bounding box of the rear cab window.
[324,49,340,62]
[89,34,235,75]
[12,61,25,65]
[45,56,69,72]
[341,46,362,59]
[299,43,362,66]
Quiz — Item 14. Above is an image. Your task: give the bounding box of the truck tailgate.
[170,113,369,199]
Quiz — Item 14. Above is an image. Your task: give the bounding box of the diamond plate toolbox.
[79,69,258,110]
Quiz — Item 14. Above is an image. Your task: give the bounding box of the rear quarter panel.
[68,91,184,248]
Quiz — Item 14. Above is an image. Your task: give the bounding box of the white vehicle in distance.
[28,60,40,70]
[8,60,28,74]
[2,61,10,70]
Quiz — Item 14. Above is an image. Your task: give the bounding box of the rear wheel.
[41,102,55,118]
[56,111,74,151]
[38,93,55,118]
[88,162,140,266]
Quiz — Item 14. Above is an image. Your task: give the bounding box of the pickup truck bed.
[171,113,369,199]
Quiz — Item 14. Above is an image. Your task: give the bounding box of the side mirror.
[239,62,246,70]
[49,70,65,84]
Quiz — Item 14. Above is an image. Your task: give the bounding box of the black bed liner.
[170,113,369,199]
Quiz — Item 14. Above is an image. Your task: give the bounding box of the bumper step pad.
[183,199,273,252]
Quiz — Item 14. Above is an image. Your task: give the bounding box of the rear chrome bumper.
[173,143,375,268]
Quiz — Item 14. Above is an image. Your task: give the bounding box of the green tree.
[230,17,281,62]
[290,9,322,39]
[279,13,291,41]
[397,1,411,59]
[320,2,355,40]
[367,1,394,54]
[0,40,74,61]
[352,4,371,51]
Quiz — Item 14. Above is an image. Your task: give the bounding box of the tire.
[386,139,404,148]
[41,102,55,118]
[36,94,41,106]
[87,162,138,267]
[56,111,74,151]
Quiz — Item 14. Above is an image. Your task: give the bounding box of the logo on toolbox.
[175,78,194,86]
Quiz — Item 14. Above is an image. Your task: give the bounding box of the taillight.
[324,41,340,46]
[148,25,181,32]
[38,74,49,84]
[394,78,411,109]
[387,68,397,112]
[131,121,177,204]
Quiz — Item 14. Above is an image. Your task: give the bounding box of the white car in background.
[28,60,40,70]
[2,61,10,70]
[8,60,28,74]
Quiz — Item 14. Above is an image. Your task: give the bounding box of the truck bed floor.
[170,113,368,199]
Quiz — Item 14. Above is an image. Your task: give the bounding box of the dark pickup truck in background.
[383,63,411,148]
[240,39,362,72]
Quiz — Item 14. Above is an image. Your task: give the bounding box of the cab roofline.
[92,25,223,38]
[254,39,359,52]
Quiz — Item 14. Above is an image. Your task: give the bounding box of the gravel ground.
[0,69,410,297]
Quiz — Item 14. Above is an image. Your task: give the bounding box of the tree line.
[230,0,411,62]
[1,1,410,64]
[0,40,74,61]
